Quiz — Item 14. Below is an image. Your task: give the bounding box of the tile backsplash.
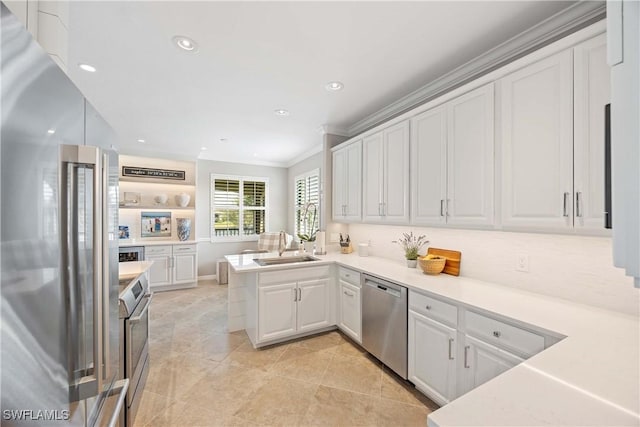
[347,224,639,316]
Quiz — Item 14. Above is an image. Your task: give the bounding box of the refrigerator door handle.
[106,379,129,427]
[61,145,103,402]
[101,152,112,382]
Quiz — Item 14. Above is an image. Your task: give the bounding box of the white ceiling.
[67,1,575,167]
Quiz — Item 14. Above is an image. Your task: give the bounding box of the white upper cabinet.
[411,106,447,225]
[411,84,494,227]
[500,50,574,230]
[363,121,410,223]
[332,140,362,222]
[447,84,495,226]
[573,34,610,232]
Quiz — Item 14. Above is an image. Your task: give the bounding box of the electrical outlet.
[329,233,339,243]
[516,254,529,272]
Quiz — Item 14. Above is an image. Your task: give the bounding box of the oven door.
[124,293,152,406]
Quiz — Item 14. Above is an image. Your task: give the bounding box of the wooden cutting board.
[427,247,461,276]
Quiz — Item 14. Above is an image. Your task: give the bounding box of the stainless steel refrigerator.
[1,4,128,426]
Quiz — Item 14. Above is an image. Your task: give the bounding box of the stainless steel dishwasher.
[362,274,408,379]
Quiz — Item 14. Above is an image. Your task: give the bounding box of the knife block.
[340,243,353,254]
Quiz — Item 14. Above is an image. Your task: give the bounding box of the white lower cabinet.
[338,281,361,342]
[254,266,332,345]
[408,290,555,403]
[258,282,298,341]
[145,244,198,290]
[408,310,457,405]
[459,335,523,395]
[337,266,362,343]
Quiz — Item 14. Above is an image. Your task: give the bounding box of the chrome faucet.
[278,230,286,256]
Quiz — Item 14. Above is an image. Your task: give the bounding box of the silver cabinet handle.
[293,288,297,302]
[382,202,386,216]
[446,199,450,217]
[576,192,583,217]
[298,288,302,301]
[448,338,454,360]
[425,305,432,310]
[378,202,383,216]
[440,199,445,217]
[464,345,470,368]
[563,192,570,217]
[493,331,501,338]
[343,290,354,297]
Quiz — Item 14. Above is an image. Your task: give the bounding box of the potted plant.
[297,202,318,246]
[395,232,429,267]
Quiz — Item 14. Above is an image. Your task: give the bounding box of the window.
[211,175,268,241]
[294,169,320,240]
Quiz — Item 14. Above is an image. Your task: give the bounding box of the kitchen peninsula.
[226,251,640,427]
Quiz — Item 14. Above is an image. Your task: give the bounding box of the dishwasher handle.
[364,276,403,298]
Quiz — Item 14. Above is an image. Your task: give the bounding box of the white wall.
[287,152,323,235]
[348,223,639,316]
[196,159,288,277]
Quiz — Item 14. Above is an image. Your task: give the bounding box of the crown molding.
[347,1,606,136]
[317,124,350,137]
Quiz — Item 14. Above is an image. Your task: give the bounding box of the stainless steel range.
[118,274,152,427]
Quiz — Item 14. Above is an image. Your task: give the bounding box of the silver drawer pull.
[448,338,454,360]
[493,331,501,338]
[343,290,354,297]
[464,345,470,368]
[425,305,432,310]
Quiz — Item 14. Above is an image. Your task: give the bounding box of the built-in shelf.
[119,205,195,210]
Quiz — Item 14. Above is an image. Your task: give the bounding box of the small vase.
[407,259,417,268]
[175,193,190,207]
[177,218,191,241]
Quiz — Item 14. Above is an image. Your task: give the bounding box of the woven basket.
[418,256,447,275]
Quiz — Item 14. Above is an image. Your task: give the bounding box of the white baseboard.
[198,274,217,281]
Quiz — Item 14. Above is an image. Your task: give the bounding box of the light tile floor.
[134,280,438,427]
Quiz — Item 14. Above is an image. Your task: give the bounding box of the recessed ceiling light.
[78,63,97,73]
[137,139,146,144]
[201,146,207,150]
[325,81,344,91]
[253,153,258,157]
[173,36,198,52]
[47,129,56,134]
[274,109,290,116]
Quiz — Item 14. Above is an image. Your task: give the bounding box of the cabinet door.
[383,121,410,223]
[146,255,171,287]
[345,140,362,221]
[258,282,297,342]
[362,132,384,221]
[500,50,574,229]
[460,335,523,396]
[332,148,347,221]
[447,84,495,226]
[297,278,331,333]
[574,34,610,232]
[339,281,361,343]
[411,106,447,225]
[173,252,197,284]
[408,310,456,405]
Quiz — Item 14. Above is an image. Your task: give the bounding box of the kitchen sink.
[253,255,319,266]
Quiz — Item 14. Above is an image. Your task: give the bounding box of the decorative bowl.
[418,256,446,275]
[154,194,168,205]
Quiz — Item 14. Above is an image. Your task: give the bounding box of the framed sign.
[122,166,185,181]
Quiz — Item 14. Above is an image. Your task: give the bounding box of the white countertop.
[119,260,154,280]
[227,251,640,426]
[119,240,196,248]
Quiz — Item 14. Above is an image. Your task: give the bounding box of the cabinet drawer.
[173,244,196,254]
[465,310,544,357]
[145,245,171,256]
[259,266,330,285]
[409,291,457,327]
[338,266,361,287]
